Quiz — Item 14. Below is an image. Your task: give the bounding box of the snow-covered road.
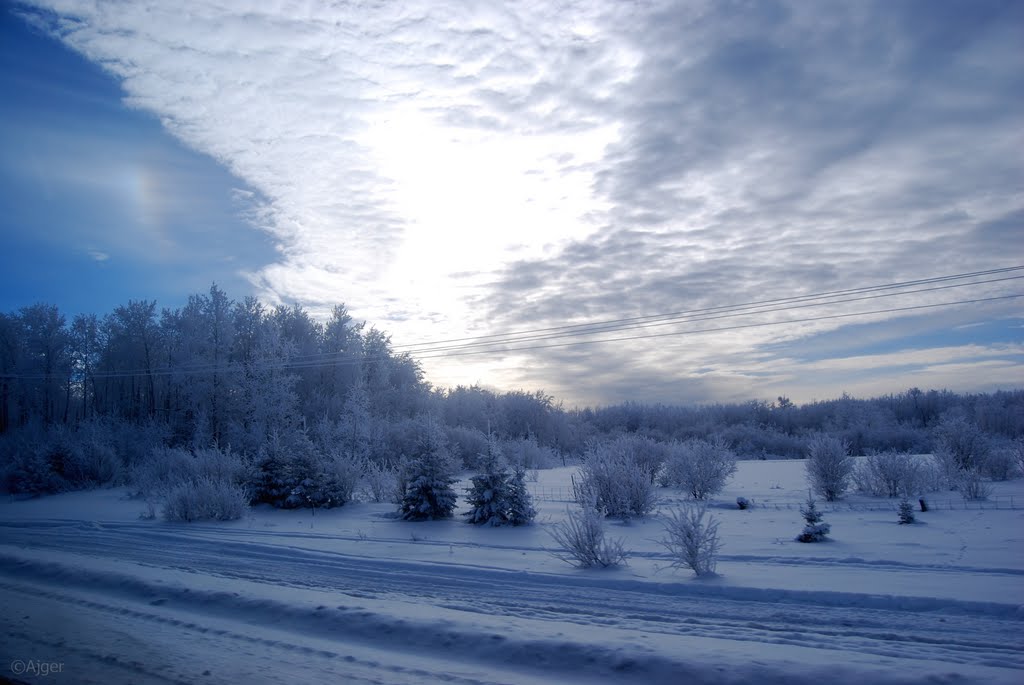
[1,517,1021,685]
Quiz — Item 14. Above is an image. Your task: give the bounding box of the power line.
[2,268,1020,380]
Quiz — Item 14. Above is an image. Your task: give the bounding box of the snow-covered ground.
[1,459,1022,685]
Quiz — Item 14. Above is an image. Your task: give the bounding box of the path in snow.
[1,517,1021,685]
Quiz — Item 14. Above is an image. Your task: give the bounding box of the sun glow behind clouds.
[364,104,617,321]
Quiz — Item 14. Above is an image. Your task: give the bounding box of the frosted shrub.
[161,476,247,522]
[956,469,992,501]
[502,436,558,471]
[933,414,991,474]
[131,446,251,521]
[981,445,1018,482]
[805,435,852,501]
[796,496,830,542]
[573,440,657,520]
[548,506,628,568]
[130,446,200,498]
[659,437,737,500]
[853,451,933,498]
[361,460,401,503]
[659,505,721,577]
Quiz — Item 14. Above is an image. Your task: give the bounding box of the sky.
[0,0,1021,408]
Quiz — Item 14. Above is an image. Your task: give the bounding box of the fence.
[527,485,1021,511]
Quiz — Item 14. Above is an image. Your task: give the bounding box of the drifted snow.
[1,459,1022,684]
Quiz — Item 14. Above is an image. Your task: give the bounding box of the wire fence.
[527,485,1021,511]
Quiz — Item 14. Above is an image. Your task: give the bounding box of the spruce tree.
[796,495,831,542]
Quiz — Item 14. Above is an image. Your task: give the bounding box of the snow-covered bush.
[502,436,559,471]
[853,451,936,498]
[548,506,628,568]
[360,460,401,503]
[897,498,915,525]
[446,425,490,470]
[659,437,737,500]
[805,434,853,501]
[400,421,460,521]
[161,476,248,522]
[736,496,750,510]
[796,496,831,542]
[956,469,992,501]
[573,440,657,520]
[981,444,1018,481]
[933,414,991,474]
[129,446,250,522]
[131,446,202,498]
[659,505,721,577]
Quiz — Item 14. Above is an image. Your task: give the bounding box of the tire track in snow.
[0,520,1021,676]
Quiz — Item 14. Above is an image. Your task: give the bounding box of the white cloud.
[21,0,1024,404]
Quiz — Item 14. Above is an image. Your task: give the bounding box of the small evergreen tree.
[400,421,459,521]
[465,440,512,526]
[897,498,915,524]
[796,495,831,542]
[506,465,537,526]
[465,439,536,526]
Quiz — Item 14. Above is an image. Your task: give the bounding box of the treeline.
[0,285,1021,498]
[578,388,1024,458]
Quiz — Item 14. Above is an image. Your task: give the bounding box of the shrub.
[361,460,401,503]
[130,445,251,521]
[933,414,991,474]
[161,476,247,522]
[130,446,201,499]
[956,469,992,501]
[796,495,830,542]
[853,451,935,498]
[573,440,657,520]
[502,436,558,471]
[981,445,1018,481]
[659,505,721,577]
[659,437,737,500]
[548,506,628,568]
[736,496,750,510]
[805,434,852,501]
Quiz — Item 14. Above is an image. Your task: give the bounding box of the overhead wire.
[1,267,1021,380]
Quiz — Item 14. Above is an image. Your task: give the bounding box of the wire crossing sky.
[1,1,1021,405]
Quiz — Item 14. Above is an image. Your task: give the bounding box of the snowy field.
[1,459,1022,685]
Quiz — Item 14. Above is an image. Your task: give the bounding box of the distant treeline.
[0,285,1021,494]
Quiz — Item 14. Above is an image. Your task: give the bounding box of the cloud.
[86,248,109,262]
[18,0,1024,405]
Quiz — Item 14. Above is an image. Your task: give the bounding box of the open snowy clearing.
[1,459,1022,685]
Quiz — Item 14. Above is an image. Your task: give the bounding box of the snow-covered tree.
[659,437,737,500]
[400,419,459,521]
[464,438,536,526]
[796,495,831,542]
[805,434,852,501]
[897,498,915,524]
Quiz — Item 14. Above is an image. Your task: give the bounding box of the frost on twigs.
[548,506,628,568]
[659,505,721,577]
